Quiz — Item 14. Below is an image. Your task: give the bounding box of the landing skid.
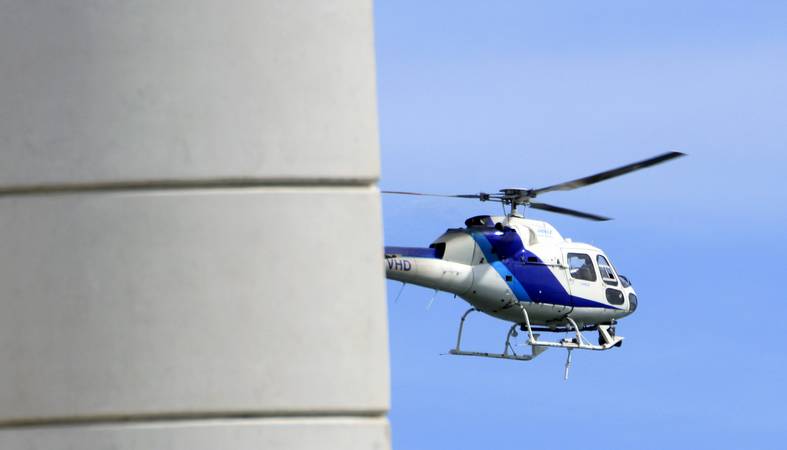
[448,309,548,361]
[448,305,623,379]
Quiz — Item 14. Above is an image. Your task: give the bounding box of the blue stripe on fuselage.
[471,231,531,301]
[467,228,620,310]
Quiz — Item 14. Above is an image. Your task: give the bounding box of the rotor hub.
[499,188,535,205]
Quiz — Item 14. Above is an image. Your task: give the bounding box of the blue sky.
[374,2,787,449]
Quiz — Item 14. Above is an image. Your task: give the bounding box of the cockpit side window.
[596,255,618,286]
[567,253,596,282]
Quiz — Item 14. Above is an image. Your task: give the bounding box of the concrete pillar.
[0,1,389,448]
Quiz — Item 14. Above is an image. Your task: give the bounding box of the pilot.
[570,256,594,280]
[578,263,594,280]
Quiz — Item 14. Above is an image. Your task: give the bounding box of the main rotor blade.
[381,190,488,200]
[529,202,611,221]
[532,151,685,195]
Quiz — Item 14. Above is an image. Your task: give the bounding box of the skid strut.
[447,304,624,378]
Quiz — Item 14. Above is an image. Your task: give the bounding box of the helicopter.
[382,151,685,379]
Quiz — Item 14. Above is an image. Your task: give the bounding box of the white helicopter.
[383,152,684,378]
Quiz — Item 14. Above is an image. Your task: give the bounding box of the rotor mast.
[498,188,531,219]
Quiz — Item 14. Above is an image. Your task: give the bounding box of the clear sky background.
[374,2,787,449]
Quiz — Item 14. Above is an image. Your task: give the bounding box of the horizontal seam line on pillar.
[0,410,389,430]
[0,178,378,197]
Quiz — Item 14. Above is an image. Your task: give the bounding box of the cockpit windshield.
[596,254,633,288]
[596,255,618,286]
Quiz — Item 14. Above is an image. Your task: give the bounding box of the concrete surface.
[0,0,389,448]
[0,418,390,449]
[0,0,379,187]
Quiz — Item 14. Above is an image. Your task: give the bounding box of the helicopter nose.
[628,292,638,313]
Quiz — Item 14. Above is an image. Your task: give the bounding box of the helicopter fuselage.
[384,215,637,328]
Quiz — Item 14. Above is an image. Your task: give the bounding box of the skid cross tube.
[517,304,622,351]
[514,304,623,380]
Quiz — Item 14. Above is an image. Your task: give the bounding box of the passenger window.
[596,255,617,286]
[567,253,597,282]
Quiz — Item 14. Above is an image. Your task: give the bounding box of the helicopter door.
[514,249,572,312]
[565,252,602,307]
